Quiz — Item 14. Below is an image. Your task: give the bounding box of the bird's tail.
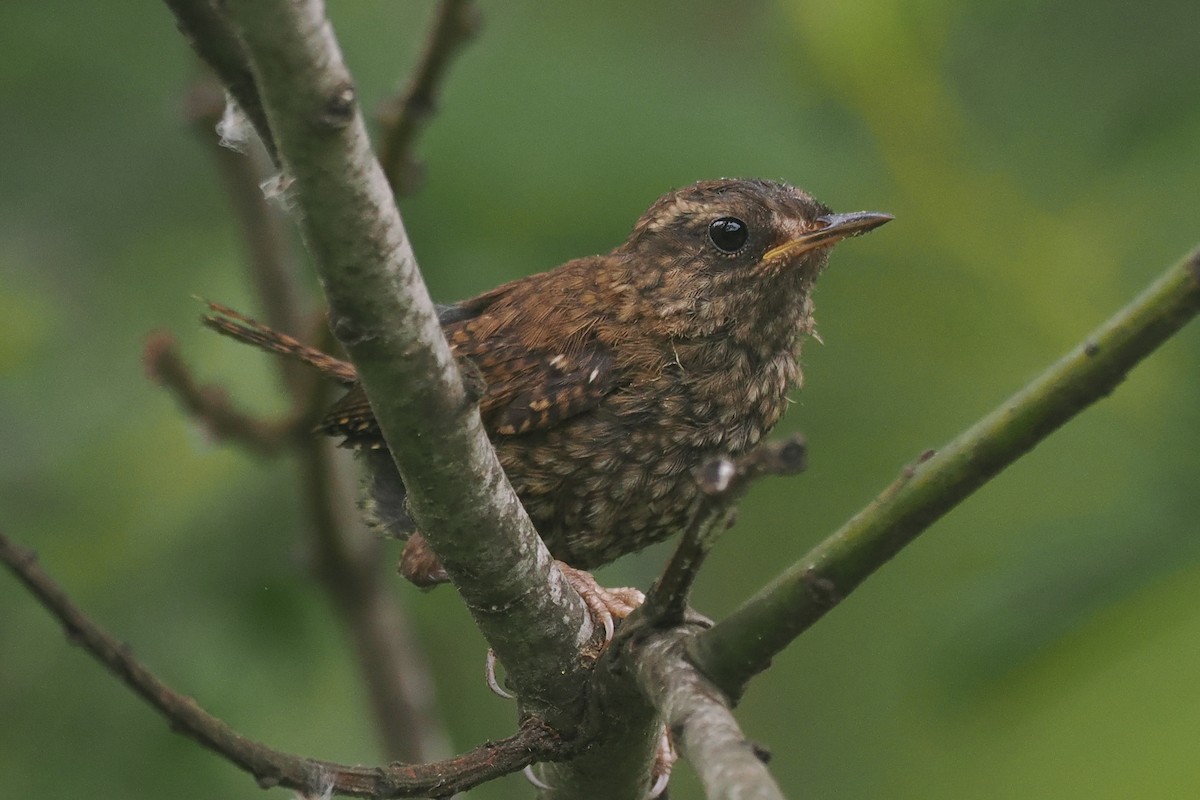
[201,301,358,385]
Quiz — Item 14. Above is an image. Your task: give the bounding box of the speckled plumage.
[208,179,890,585]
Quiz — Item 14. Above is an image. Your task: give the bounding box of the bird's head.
[614,178,892,345]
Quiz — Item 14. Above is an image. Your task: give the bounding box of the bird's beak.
[763,211,893,263]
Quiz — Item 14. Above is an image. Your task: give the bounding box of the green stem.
[693,247,1200,700]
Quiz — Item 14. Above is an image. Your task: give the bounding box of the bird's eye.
[707,217,749,253]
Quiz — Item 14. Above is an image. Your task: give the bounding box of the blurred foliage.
[2,1,1198,798]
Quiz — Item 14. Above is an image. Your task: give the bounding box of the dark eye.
[707,217,749,253]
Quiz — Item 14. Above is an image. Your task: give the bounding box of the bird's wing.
[318,383,378,446]
[320,266,621,443]
[451,326,617,436]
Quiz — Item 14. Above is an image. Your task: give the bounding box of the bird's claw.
[485,648,514,699]
[648,726,677,799]
[498,564,674,797]
[521,727,676,800]
[484,564,644,700]
[556,562,644,645]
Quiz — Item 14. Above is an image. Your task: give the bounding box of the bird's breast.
[611,335,801,456]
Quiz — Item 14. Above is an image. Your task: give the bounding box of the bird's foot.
[555,562,644,645]
[485,562,643,696]
[496,563,675,798]
[555,565,676,797]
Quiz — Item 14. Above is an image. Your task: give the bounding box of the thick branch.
[635,628,785,800]
[693,247,1200,699]
[0,531,566,798]
[216,0,592,723]
[378,0,480,196]
[185,70,450,762]
[539,632,663,800]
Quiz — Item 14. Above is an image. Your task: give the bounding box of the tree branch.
[215,0,593,725]
[144,330,298,455]
[540,639,663,800]
[163,0,277,161]
[183,70,451,762]
[299,436,453,763]
[378,0,480,196]
[0,531,568,798]
[692,246,1200,700]
[183,77,307,360]
[643,435,808,626]
[635,628,785,800]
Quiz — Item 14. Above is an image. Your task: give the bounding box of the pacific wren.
[206,179,891,585]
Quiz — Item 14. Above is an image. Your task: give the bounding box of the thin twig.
[184,77,310,393]
[692,246,1200,701]
[298,436,454,763]
[643,435,808,625]
[378,0,481,196]
[163,0,277,161]
[144,330,298,455]
[0,531,566,798]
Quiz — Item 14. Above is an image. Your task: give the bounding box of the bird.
[205,178,891,591]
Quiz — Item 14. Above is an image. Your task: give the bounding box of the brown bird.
[206,178,891,590]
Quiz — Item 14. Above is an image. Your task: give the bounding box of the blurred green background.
[2,1,1198,797]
